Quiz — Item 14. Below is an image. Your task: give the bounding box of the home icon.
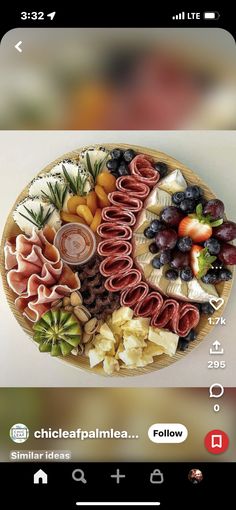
[33,469,48,484]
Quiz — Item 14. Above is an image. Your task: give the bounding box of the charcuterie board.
[1,144,235,376]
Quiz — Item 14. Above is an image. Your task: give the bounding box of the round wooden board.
[0,143,234,377]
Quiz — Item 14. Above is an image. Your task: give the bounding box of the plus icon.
[110,469,126,484]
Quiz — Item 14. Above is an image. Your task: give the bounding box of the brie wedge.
[148,327,179,357]
[147,266,169,295]
[166,277,188,301]
[135,252,154,278]
[187,278,219,303]
[144,186,172,214]
[132,233,152,257]
[158,169,187,193]
[134,209,158,234]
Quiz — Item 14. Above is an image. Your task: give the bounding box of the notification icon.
[204,429,229,454]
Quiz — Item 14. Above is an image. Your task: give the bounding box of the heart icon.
[209,297,224,311]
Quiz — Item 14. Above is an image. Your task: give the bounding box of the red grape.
[213,221,236,242]
[218,243,236,265]
[170,250,190,269]
[203,199,225,220]
[155,229,178,250]
[160,206,184,227]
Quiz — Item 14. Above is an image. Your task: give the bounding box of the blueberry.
[144,227,156,239]
[172,192,185,205]
[180,199,196,213]
[180,266,193,282]
[165,269,179,280]
[177,236,193,252]
[152,255,163,269]
[110,148,123,160]
[160,249,172,264]
[149,219,164,233]
[118,161,129,176]
[204,238,221,255]
[218,268,232,281]
[201,302,215,315]
[185,185,203,200]
[149,242,159,254]
[154,162,168,178]
[178,339,189,351]
[201,271,217,284]
[181,329,196,342]
[123,149,136,163]
[106,159,119,172]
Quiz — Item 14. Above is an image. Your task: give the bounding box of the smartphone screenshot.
[0,8,235,508]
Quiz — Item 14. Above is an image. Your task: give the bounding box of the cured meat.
[97,239,132,257]
[102,207,136,226]
[116,176,149,200]
[97,223,132,240]
[129,154,160,187]
[173,303,200,337]
[151,299,179,328]
[134,291,163,317]
[120,282,149,307]
[4,226,80,322]
[105,269,142,292]
[108,192,143,212]
[99,255,133,277]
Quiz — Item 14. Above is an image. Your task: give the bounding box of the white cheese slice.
[148,327,179,357]
[144,186,172,214]
[166,277,188,301]
[132,233,152,257]
[147,266,169,295]
[158,169,187,193]
[135,252,154,279]
[187,278,219,303]
[134,209,158,234]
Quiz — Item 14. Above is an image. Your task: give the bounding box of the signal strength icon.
[172,12,185,20]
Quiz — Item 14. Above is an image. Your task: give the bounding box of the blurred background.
[1,28,236,130]
[1,388,235,462]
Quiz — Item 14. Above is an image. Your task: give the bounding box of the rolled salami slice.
[151,299,179,328]
[129,154,160,187]
[173,303,200,337]
[102,206,136,226]
[134,291,163,318]
[99,255,133,277]
[120,282,149,307]
[116,176,150,200]
[108,192,143,212]
[98,239,132,257]
[105,269,142,292]
[97,223,132,240]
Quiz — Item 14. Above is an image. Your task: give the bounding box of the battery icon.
[204,11,220,19]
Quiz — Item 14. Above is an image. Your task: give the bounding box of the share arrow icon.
[210,341,224,355]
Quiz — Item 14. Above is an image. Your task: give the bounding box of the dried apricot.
[76,205,94,225]
[86,191,98,215]
[67,195,86,214]
[96,172,116,193]
[90,208,102,232]
[94,185,110,207]
[60,211,86,224]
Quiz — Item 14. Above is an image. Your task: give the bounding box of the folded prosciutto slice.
[4,226,80,322]
[129,154,160,187]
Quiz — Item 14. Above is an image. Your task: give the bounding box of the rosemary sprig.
[86,152,108,180]
[62,164,87,196]
[41,181,68,210]
[19,204,53,229]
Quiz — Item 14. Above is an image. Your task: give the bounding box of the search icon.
[209,383,224,398]
[72,469,87,484]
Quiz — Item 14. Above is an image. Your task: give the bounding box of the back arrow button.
[15,41,23,53]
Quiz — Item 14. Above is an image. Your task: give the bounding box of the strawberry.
[190,245,217,278]
[178,204,223,243]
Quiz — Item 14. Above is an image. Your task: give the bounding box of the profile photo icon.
[9,423,29,443]
[188,468,203,484]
